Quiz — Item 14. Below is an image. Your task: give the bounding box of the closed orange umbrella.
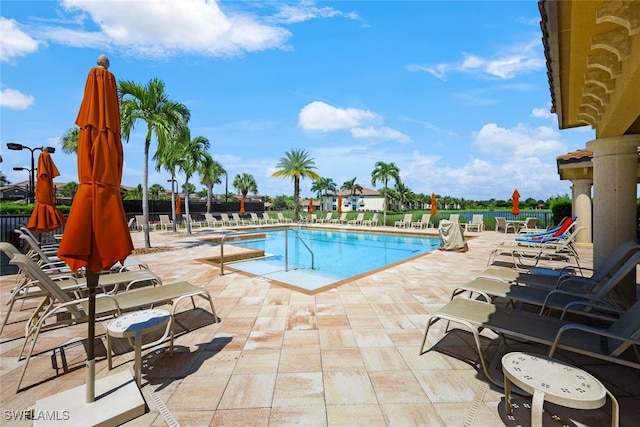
[26,150,65,233]
[308,198,314,213]
[239,198,245,214]
[430,193,437,215]
[57,55,133,402]
[511,189,521,216]
[337,196,342,213]
[175,193,182,216]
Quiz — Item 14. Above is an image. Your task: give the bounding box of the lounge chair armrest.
[560,300,623,319]
[550,323,640,357]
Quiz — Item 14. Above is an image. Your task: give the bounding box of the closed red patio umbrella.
[26,150,65,233]
[511,189,521,216]
[337,196,342,213]
[57,55,134,402]
[239,198,245,214]
[430,193,437,215]
[176,193,182,216]
[308,198,314,213]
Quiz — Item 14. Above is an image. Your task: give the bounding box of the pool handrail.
[218,227,315,275]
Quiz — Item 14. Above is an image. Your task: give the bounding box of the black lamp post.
[7,143,56,203]
[167,178,178,232]
[12,166,32,200]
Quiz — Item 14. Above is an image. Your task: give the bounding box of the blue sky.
[1,0,594,201]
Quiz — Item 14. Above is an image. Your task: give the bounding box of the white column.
[571,178,593,246]
[587,134,639,302]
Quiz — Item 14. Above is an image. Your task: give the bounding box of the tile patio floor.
[1,223,638,426]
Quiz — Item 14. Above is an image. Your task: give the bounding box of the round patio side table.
[107,309,171,387]
[501,352,619,427]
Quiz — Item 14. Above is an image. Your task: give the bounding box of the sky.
[1,0,595,202]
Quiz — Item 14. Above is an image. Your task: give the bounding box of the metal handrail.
[218,227,315,275]
[285,228,314,271]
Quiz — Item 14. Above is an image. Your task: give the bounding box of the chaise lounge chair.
[394,214,413,228]
[420,295,640,387]
[464,214,484,232]
[0,243,163,335]
[451,250,640,318]
[487,225,584,269]
[10,254,218,392]
[347,213,365,226]
[412,214,432,229]
[362,213,379,227]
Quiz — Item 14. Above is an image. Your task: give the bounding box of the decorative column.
[571,178,593,247]
[588,134,639,303]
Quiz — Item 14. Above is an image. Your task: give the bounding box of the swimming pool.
[226,229,440,292]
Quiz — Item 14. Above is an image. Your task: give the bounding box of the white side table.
[107,309,172,387]
[502,352,619,427]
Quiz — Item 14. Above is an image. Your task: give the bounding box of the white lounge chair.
[262,212,276,224]
[347,213,365,226]
[394,214,413,228]
[204,213,223,227]
[464,214,484,232]
[412,214,432,229]
[362,213,379,227]
[159,214,173,230]
[232,213,249,225]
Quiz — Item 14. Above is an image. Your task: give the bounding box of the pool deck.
[1,223,639,426]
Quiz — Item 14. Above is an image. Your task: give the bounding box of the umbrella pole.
[86,270,98,403]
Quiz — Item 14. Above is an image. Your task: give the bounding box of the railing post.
[219,239,225,275]
[285,229,289,272]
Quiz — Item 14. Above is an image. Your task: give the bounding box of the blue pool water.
[227,229,440,291]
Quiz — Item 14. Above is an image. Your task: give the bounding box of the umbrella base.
[34,370,145,426]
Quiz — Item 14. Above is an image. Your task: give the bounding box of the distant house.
[0,181,30,201]
[320,187,384,212]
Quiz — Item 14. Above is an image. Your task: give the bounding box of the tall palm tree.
[310,177,337,210]
[119,78,190,247]
[272,149,320,221]
[155,130,184,232]
[371,161,400,226]
[394,181,414,210]
[233,173,258,203]
[175,134,212,234]
[60,127,79,154]
[341,177,363,211]
[200,159,226,213]
[149,183,165,200]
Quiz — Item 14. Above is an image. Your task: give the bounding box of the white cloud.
[0,17,39,63]
[48,0,291,58]
[531,106,553,119]
[472,123,565,158]
[298,101,379,131]
[350,126,411,143]
[271,1,362,24]
[0,87,35,110]
[408,38,544,80]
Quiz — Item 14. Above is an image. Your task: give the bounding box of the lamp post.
[7,143,56,203]
[167,178,178,232]
[12,167,32,201]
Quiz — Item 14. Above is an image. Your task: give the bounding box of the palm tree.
[123,184,144,201]
[272,149,320,221]
[119,78,190,247]
[155,130,184,232]
[200,160,226,213]
[0,172,10,186]
[149,183,165,200]
[60,127,79,154]
[341,177,363,211]
[233,173,258,203]
[371,161,400,226]
[310,177,337,210]
[175,133,212,234]
[394,181,414,210]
